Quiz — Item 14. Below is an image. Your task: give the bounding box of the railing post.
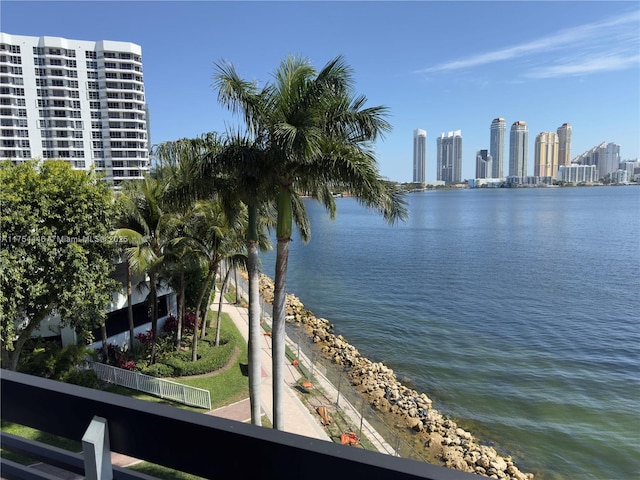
[82,416,113,480]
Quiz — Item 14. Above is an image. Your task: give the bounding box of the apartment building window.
[67,50,76,58]
[17,129,28,137]
[87,81,99,90]
[50,69,64,77]
[33,47,44,55]
[85,51,96,59]
[74,121,82,128]
[17,109,26,117]
[42,140,53,148]
[92,141,103,148]
[88,92,99,100]
[86,61,97,69]
[90,111,101,119]
[42,150,53,157]
[72,141,84,148]
[92,131,102,139]
[16,99,25,106]
[70,80,78,88]
[104,62,117,69]
[87,71,98,79]
[71,111,81,118]
[35,68,46,76]
[70,91,79,98]
[91,121,102,129]
[22,150,31,158]
[10,45,20,54]
[50,58,62,66]
[34,57,45,66]
[51,79,64,86]
[67,60,77,68]
[89,101,100,109]
[72,101,80,108]
[72,131,83,138]
[106,72,117,79]
[47,48,61,55]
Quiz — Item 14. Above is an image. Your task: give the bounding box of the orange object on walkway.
[339,432,359,446]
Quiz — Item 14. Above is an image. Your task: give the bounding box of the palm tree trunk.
[247,205,262,426]
[176,270,185,350]
[201,265,217,340]
[215,265,232,346]
[126,261,135,352]
[192,269,214,362]
[101,321,108,362]
[149,273,158,365]
[272,185,293,431]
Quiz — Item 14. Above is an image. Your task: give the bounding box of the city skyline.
[1,1,638,182]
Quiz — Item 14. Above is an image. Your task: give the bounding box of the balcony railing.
[1,370,481,480]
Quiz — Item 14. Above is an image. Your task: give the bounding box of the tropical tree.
[114,176,176,364]
[214,55,408,430]
[0,160,118,370]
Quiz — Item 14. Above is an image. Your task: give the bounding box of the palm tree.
[214,55,408,430]
[114,177,176,364]
[155,134,275,426]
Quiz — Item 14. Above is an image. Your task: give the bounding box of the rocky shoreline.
[257,274,534,480]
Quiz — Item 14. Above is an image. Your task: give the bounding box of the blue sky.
[2,1,639,182]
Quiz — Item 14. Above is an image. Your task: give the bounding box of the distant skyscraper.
[534,132,559,178]
[413,129,426,183]
[475,149,492,179]
[509,121,528,177]
[436,130,462,183]
[490,118,506,178]
[557,123,572,167]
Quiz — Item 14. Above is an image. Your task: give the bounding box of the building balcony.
[1,370,479,480]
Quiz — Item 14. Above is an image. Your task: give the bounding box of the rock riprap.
[256,273,533,480]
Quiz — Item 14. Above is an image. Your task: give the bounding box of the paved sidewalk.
[210,293,331,441]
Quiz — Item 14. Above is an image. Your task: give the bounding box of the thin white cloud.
[528,54,640,79]
[416,9,640,78]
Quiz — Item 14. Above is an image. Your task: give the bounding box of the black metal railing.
[1,370,480,480]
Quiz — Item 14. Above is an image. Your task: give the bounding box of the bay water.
[260,186,640,480]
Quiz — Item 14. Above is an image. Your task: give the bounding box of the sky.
[2,0,639,182]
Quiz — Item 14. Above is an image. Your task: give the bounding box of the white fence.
[89,362,211,410]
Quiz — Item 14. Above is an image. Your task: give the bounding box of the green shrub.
[155,329,236,377]
[60,369,101,388]
[140,363,175,378]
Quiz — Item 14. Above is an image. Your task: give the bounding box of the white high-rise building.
[0,33,150,187]
[413,129,426,183]
[490,117,506,178]
[475,149,492,179]
[509,121,528,177]
[436,130,462,184]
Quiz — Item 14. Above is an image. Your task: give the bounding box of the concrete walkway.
[207,293,332,441]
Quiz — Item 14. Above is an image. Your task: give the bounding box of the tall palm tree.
[114,177,176,364]
[214,55,408,430]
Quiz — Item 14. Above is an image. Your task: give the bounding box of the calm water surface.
[261,186,640,480]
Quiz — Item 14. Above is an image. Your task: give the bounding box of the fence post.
[336,373,342,407]
[82,416,113,480]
